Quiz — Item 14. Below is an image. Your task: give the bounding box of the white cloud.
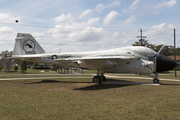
[48,16,107,44]
[109,22,176,49]
[87,17,100,26]
[79,9,93,19]
[155,0,177,9]
[149,22,174,32]
[0,13,20,24]
[0,26,14,33]
[48,23,106,42]
[141,23,175,45]
[123,15,136,24]
[95,4,105,13]
[103,11,120,26]
[154,0,177,14]
[95,1,121,13]
[33,32,45,39]
[123,0,141,13]
[0,26,15,46]
[111,31,120,38]
[130,0,141,8]
[0,13,19,48]
[54,13,75,23]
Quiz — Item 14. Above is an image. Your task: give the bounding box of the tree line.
[0,51,28,73]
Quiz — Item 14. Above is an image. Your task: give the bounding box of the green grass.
[0,74,180,120]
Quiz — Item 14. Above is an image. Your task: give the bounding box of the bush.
[14,66,18,71]
[39,65,43,68]
[20,61,27,73]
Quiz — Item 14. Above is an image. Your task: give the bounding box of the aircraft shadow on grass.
[74,84,132,91]
[75,78,140,90]
[25,78,145,90]
[25,80,91,84]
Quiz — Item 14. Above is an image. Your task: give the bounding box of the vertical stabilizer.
[12,33,45,55]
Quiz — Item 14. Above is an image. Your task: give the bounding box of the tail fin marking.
[12,33,45,55]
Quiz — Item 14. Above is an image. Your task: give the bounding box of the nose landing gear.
[153,73,160,84]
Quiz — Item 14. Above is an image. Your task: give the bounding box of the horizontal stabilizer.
[11,54,49,59]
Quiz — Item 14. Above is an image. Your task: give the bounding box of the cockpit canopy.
[132,46,157,57]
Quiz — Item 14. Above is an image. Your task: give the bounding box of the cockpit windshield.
[132,46,157,57]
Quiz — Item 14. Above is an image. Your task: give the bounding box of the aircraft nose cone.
[156,54,177,72]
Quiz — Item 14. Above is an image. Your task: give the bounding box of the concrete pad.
[105,75,180,82]
[103,82,160,85]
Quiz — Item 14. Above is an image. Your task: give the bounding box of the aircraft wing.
[54,56,138,61]
[54,55,139,68]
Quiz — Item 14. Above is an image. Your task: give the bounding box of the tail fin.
[12,33,45,55]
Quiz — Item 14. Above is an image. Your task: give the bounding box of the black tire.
[92,76,101,84]
[153,79,159,84]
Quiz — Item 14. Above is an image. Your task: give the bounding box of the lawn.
[0,73,180,120]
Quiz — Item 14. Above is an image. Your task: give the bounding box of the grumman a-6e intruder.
[12,33,177,84]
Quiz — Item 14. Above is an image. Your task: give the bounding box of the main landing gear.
[92,69,106,84]
[153,72,160,84]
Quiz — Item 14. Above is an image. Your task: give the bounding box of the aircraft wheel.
[93,76,101,84]
[153,78,159,84]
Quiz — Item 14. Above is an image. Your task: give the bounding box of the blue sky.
[0,0,179,52]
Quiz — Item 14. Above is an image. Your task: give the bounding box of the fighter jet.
[12,33,177,84]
